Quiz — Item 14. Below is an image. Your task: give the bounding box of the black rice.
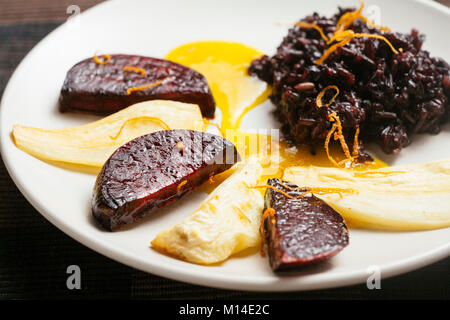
[249,7,450,157]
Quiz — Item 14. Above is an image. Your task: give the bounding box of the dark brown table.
[0,0,448,299]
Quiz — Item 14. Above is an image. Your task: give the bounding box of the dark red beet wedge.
[92,130,240,231]
[264,179,349,271]
[59,54,216,117]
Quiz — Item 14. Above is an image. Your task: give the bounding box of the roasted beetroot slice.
[92,130,240,231]
[59,54,215,118]
[264,179,349,271]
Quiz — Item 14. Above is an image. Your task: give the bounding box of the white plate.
[1,0,449,291]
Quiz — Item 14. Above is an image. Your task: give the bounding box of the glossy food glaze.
[92,129,240,230]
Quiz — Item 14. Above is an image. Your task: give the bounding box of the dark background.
[0,0,449,299]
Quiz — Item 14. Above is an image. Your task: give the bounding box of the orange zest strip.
[316,35,353,65]
[109,116,171,140]
[259,208,276,238]
[335,0,390,33]
[317,31,398,65]
[326,113,354,168]
[325,123,340,167]
[330,113,353,160]
[208,175,215,184]
[299,187,358,199]
[321,100,363,167]
[250,185,295,199]
[259,207,276,257]
[335,0,364,34]
[352,127,360,158]
[352,33,398,53]
[176,141,185,151]
[329,112,354,165]
[305,186,356,195]
[294,21,329,42]
[316,85,340,108]
[326,29,355,45]
[355,170,406,177]
[276,180,299,192]
[126,79,164,95]
[318,189,344,199]
[316,1,397,65]
[273,180,355,197]
[251,183,356,198]
[176,180,187,193]
[123,66,146,76]
[93,52,111,65]
[319,187,355,194]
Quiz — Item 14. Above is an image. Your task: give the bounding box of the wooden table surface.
[0,0,449,299]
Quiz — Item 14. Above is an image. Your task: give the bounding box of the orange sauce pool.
[166,41,270,130]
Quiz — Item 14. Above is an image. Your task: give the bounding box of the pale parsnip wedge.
[283,160,450,230]
[12,100,205,168]
[151,157,264,264]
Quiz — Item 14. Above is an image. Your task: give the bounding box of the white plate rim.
[0,0,449,292]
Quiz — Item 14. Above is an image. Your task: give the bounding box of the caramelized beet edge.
[92,130,240,231]
[59,54,216,118]
[264,179,349,271]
